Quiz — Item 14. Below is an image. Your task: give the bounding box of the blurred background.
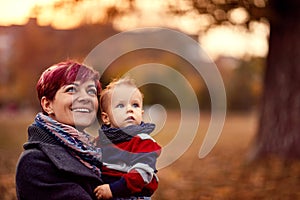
[1,0,300,199]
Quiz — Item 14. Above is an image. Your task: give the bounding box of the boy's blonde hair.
[100,77,143,113]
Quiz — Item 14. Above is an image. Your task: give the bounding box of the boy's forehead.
[113,84,139,94]
[110,85,142,100]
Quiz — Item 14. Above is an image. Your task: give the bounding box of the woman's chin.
[74,117,96,129]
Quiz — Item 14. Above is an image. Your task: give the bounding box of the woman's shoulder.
[18,142,65,170]
[27,124,61,145]
[18,142,102,184]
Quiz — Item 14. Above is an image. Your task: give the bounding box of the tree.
[253,0,300,159]
[168,0,300,159]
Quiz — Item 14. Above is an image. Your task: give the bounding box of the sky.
[0,0,46,25]
[0,0,269,59]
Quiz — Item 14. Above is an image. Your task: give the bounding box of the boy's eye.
[132,103,140,108]
[116,104,124,108]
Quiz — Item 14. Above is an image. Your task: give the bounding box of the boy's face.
[102,84,144,128]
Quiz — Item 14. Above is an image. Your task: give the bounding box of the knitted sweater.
[98,123,161,198]
[15,125,103,200]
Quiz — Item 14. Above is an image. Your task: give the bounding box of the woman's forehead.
[65,80,97,86]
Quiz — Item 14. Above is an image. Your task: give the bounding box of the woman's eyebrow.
[87,84,97,88]
[61,83,78,88]
[69,82,79,86]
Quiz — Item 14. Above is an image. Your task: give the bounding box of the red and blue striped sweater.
[97,122,161,198]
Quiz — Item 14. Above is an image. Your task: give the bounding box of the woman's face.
[43,80,99,130]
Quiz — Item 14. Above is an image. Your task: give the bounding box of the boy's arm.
[108,165,159,197]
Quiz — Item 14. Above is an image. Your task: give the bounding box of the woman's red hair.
[36,60,101,103]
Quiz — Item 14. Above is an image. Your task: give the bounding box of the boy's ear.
[101,112,110,125]
[41,96,54,115]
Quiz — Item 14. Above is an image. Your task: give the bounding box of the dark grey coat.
[15,125,103,200]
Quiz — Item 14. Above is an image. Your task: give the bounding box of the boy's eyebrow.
[132,98,142,102]
[113,99,125,103]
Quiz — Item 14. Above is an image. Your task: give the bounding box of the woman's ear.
[101,112,110,125]
[41,96,54,115]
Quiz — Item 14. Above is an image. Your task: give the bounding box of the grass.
[1,111,300,199]
[0,111,31,200]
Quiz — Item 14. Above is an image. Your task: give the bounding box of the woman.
[16,61,103,200]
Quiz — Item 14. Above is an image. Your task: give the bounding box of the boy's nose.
[126,105,133,113]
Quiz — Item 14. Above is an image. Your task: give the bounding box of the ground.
[1,111,300,199]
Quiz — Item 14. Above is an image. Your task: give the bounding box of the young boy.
[94,77,161,200]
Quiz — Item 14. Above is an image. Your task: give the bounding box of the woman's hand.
[94,184,113,199]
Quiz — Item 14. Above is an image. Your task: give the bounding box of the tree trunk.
[252,0,300,159]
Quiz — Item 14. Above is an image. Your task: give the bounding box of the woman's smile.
[71,107,92,113]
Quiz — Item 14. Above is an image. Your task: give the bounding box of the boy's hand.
[94,184,113,199]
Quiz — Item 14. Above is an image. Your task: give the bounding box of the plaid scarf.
[34,112,102,176]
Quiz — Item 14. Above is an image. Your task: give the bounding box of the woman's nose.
[77,90,92,103]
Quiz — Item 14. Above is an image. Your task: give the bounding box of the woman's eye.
[116,104,124,108]
[65,86,77,93]
[87,88,97,95]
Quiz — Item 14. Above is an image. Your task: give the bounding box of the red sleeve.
[114,135,161,195]
[123,169,158,195]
